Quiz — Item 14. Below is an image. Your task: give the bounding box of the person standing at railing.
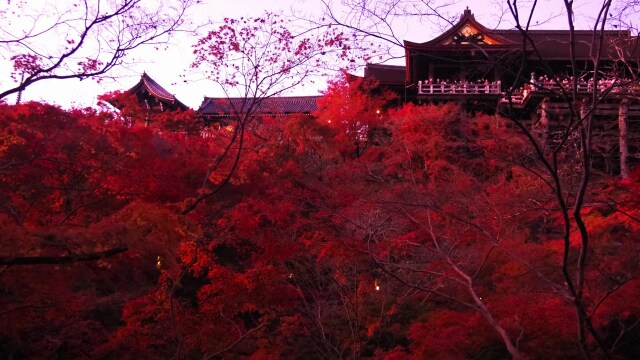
[578,78,588,92]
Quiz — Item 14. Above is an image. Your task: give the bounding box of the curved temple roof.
[405,7,515,47]
[128,72,189,111]
[403,7,640,60]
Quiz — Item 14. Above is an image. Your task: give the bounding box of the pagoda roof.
[128,72,188,111]
[198,96,321,115]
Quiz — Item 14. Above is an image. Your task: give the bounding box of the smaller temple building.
[126,72,189,113]
[119,73,320,126]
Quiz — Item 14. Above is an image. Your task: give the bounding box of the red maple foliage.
[1,84,640,358]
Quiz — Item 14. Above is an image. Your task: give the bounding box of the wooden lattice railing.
[417,81,502,95]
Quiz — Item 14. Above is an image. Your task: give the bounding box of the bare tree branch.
[0,246,128,265]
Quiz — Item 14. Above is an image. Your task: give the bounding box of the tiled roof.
[198,96,321,115]
[493,29,640,60]
[403,8,640,61]
[128,73,189,110]
[412,8,515,47]
[364,64,406,85]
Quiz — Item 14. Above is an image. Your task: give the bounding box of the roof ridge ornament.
[453,32,485,44]
[462,7,473,20]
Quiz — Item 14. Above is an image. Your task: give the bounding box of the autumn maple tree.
[2,85,640,358]
[182,12,370,214]
[306,1,640,358]
[2,6,640,356]
[0,101,213,357]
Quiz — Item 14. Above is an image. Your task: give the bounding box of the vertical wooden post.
[538,98,549,148]
[411,55,419,85]
[619,98,629,179]
[579,98,590,162]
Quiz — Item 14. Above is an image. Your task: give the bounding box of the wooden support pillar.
[579,98,589,123]
[537,98,549,148]
[619,98,629,179]
[411,55,419,85]
[579,98,590,164]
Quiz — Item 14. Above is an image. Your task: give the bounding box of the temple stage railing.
[418,80,502,95]
[503,79,640,104]
[417,78,640,103]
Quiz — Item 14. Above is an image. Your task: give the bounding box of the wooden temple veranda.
[364,8,640,177]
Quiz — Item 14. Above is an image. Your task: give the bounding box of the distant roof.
[198,96,321,115]
[364,64,406,85]
[128,72,188,110]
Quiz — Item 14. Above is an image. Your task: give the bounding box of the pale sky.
[1,0,636,109]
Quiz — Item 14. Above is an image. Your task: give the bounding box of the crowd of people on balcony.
[418,78,502,94]
[530,74,607,91]
[504,73,636,104]
[417,74,636,101]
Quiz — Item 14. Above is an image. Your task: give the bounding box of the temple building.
[122,8,640,115]
[119,73,320,129]
[126,72,189,113]
[363,8,640,176]
[367,8,640,104]
[119,8,640,176]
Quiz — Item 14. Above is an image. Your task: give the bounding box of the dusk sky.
[1,0,635,108]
